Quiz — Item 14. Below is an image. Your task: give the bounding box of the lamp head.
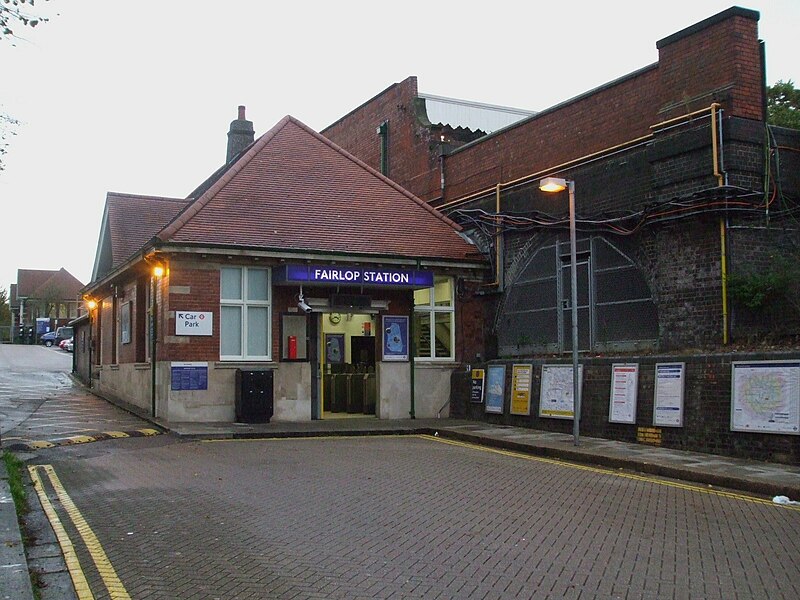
[539,177,568,193]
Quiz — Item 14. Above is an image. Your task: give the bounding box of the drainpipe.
[377,121,389,176]
[150,274,157,417]
[711,104,729,345]
[409,287,416,419]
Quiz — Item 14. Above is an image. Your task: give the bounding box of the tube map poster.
[731,361,800,435]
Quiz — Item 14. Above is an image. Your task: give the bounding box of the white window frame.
[414,276,455,361]
[220,267,272,361]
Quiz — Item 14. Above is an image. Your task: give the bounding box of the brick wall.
[442,8,763,204]
[160,260,223,362]
[321,10,763,212]
[452,351,800,464]
[322,76,443,202]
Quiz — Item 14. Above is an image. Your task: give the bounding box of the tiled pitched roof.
[16,269,58,297]
[106,192,190,269]
[158,116,477,262]
[16,268,84,300]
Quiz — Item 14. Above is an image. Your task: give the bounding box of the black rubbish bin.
[235,369,274,423]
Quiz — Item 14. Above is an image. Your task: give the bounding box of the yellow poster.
[510,364,533,416]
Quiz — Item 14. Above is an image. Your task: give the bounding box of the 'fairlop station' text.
[313,268,410,284]
[277,264,435,288]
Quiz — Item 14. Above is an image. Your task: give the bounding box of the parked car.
[59,337,70,350]
[55,326,73,344]
[65,338,74,353]
[40,331,59,347]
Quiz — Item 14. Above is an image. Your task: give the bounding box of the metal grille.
[498,236,657,355]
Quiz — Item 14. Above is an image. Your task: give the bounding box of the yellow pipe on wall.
[711,104,729,345]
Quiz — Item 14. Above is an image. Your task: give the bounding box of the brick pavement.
[30,435,800,599]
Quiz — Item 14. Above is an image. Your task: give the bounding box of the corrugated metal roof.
[419,93,535,133]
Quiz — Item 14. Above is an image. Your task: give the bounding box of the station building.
[77,5,800,462]
[77,116,486,423]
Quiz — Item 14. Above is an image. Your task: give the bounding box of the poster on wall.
[731,361,800,435]
[382,316,409,361]
[470,369,485,403]
[120,301,131,344]
[653,363,685,427]
[485,365,506,414]
[608,363,638,424]
[539,364,583,419]
[325,333,345,364]
[170,362,208,391]
[510,364,533,416]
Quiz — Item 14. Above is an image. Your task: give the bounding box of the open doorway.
[320,312,377,418]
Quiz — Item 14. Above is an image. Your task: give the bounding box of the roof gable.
[16,269,59,297]
[92,192,190,280]
[16,268,84,300]
[158,116,476,262]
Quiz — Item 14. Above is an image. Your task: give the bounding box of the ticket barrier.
[326,366,376,415]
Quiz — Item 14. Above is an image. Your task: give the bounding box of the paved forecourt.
[30,434,800,600]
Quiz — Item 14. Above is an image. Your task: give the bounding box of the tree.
[35,282,68,320]
[0,287,10,326]
[0,112,18,172]
[767,80,800,130]
[1,0,49,41]
[1,1,51,170]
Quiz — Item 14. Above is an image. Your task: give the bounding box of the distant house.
[10,268,85,341]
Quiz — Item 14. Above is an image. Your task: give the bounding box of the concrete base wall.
[274,362,312,421]
[95,364,152,413]
[414,364,458,418]
[377,362,411,419]
[93,360,461,424]
[162,363,236,422]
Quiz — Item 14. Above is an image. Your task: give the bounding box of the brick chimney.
[226,105,255,163]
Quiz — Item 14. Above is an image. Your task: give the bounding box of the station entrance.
[319,311,377,418]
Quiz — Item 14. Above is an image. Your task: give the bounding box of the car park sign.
[175,311,213,336]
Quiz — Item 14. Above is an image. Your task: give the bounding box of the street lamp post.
[540,177,581,446]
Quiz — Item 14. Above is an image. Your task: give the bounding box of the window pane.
[247,307,269,357]
[221,268,242,300]
[434,312,453,358]
[221,306,242,355]
[414,288,431,307]
[433,277,453,307]
[247,269,269,301]
[414,312,431,358]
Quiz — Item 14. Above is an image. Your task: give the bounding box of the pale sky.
[1,0,797,293]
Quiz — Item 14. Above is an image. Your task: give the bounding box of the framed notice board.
[608,363,638,424]
[485,365,506,414]
[510,364,533,416]
[539,364,583,419]
[471,369,485,403]
[731,360,800,435]
[653,363,685,427]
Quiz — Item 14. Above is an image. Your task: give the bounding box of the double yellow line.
[420,434,800,510]
[28,465,131,600]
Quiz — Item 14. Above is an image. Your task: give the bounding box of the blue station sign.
[275,264,434,288]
